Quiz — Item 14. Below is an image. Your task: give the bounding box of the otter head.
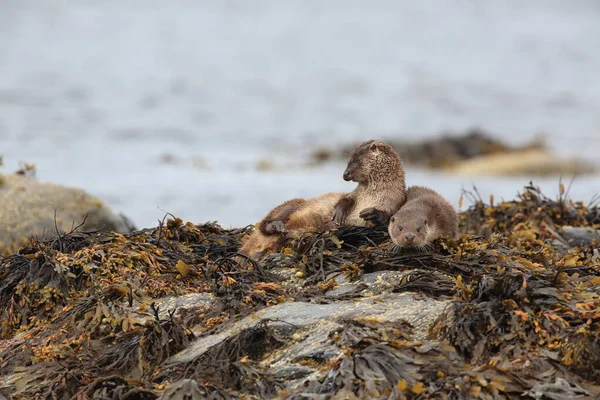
[343,140,398,184]
[388,213,430,249]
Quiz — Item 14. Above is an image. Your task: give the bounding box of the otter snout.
[343,169,352,181]
[405,233,415,243]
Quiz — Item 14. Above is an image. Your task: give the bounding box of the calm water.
[1,0,599,228]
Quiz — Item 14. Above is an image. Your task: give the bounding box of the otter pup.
[388,186,458,251]
[239,140,407,258]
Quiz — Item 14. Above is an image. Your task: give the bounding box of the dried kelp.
[460,182,600,243]
[1,184,600,399]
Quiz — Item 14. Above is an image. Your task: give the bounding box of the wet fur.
[388,186,458,251]
[333,140,407,226]
[239,140,407,258]
[258,198,308,235]
[239,192,345,258]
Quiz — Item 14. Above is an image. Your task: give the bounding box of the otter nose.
[405,233,415,243]
[343,170,351,181]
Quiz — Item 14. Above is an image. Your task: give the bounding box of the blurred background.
[1,0,599,229]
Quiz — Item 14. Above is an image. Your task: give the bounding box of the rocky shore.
[310,129,597,177]
[0,170,134,256]
[1,183,599,399]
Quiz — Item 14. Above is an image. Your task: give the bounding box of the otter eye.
[424,219,428,225]
[397,226,403,232]
[390,216,395,223]
[416,227,421,233]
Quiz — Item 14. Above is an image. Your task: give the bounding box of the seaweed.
[1,184,600,398]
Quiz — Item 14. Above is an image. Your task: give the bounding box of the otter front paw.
[265,220,288,234]
[332,207,347,225]
[359,208,390,226]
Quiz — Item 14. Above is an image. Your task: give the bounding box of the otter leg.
[332,195,355,225]
[359,207,390,226]
[259,198,307,235]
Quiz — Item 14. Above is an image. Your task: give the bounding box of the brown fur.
[238,229,286,259]
[333,140,407,226]
[258,198,308,235]
[388,186,458,250]
[239,140,407,259]
[239,192,345,258]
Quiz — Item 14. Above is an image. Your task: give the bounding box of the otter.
[388,186,458,251]
[239,140,407,258]
[331,139,407,227]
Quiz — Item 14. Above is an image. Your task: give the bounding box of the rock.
[326,270,408,298]
[446,148,596,177]
[311,129,597,177]
[155,293,219,328]
[0,173,133,254]
[393,128,522,169]
[312,128,544,169]
[155,293,217,316]
[560,226,600,247]
[449,148,597,177]
[168,293,448,364]
[3,185,600,398]
[545,225,600,252]
[163,292,451,387]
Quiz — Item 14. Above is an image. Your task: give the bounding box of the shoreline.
[1,183,599,398]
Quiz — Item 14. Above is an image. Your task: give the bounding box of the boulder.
[446,148,596,177]
[0,173,133,254]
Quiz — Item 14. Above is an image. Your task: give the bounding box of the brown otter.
[238,192,344,258]
[239,140,407,258]
[388,186,458,251]
[331,139,407,227]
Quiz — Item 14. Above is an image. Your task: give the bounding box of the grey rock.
[326,271,410,299]
[561,226,600,247]
[166,292,450,371]
[0,173,133,254]
[155,293,217,319]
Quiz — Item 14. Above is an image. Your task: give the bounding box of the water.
[1,0,599,228]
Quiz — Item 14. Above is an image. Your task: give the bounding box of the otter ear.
[369,142,380,152]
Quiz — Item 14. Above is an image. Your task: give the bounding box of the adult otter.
[239,140,407,258]
[388,186,458,251]
[331,139,407,227]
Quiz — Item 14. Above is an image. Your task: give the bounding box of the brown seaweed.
[1,184,600,399]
